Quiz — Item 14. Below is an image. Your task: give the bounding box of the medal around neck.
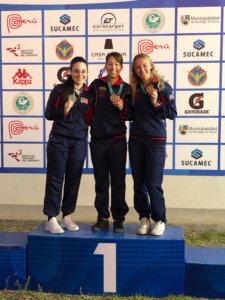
[110,94,118,102]
[68,94,76,103]
[146,84,154,95]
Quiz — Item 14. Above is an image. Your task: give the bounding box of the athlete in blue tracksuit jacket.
[43,57,92,234]
[88,52,132,233]
[129,53,177,236]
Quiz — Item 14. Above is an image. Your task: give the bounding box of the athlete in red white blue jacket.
[129,53,177,236]
[88,52,132,233]
[43,56,92,234]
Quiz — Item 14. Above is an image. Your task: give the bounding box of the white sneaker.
[137,217,151,235]
[61,215,79,231]
[150,221,165,236]
[45,217,64,234]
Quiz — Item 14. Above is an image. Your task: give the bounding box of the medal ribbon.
[140,83,147,94]
[107,76,124,97]
[72,85,84,102]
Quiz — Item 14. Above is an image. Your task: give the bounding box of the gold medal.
[110,94,118,102]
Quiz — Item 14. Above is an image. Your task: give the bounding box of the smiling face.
[70,61,88,88]
[105,55,123,81]
[133,57,152,84]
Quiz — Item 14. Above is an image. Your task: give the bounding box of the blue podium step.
[185,246,225,299]
[0,232,28,290]
[28,223,185,296]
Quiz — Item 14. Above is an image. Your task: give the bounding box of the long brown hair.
[130,53,165,101]
[62,56,88,103]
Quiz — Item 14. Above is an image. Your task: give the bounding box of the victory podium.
[185,246,225,299]
[0,232,28,290]
[27,223,185,297]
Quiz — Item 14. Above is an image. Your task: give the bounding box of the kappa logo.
[12,68,32,86]
[188,65,207,86]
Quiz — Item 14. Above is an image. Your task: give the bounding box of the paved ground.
[1,204,225,231]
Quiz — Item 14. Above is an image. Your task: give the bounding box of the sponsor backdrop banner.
[0,0,225,175]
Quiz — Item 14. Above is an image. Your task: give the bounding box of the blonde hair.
[130,53,165,101]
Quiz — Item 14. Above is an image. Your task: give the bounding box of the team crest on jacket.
[188,65,207,86]
[98,86,107,93]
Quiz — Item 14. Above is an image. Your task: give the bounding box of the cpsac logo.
[188,65,207,86]
[56,40,73,60]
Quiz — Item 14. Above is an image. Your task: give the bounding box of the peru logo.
[8,120,39,139]
[138,39,169,54]
[7,14,37,33]
[188,65,207,86]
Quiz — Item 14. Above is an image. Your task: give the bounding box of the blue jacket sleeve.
[45,86,65,121]
[156,83,177,120]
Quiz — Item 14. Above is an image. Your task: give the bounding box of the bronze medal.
[110,94,118,102]
[146,84,154,95]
